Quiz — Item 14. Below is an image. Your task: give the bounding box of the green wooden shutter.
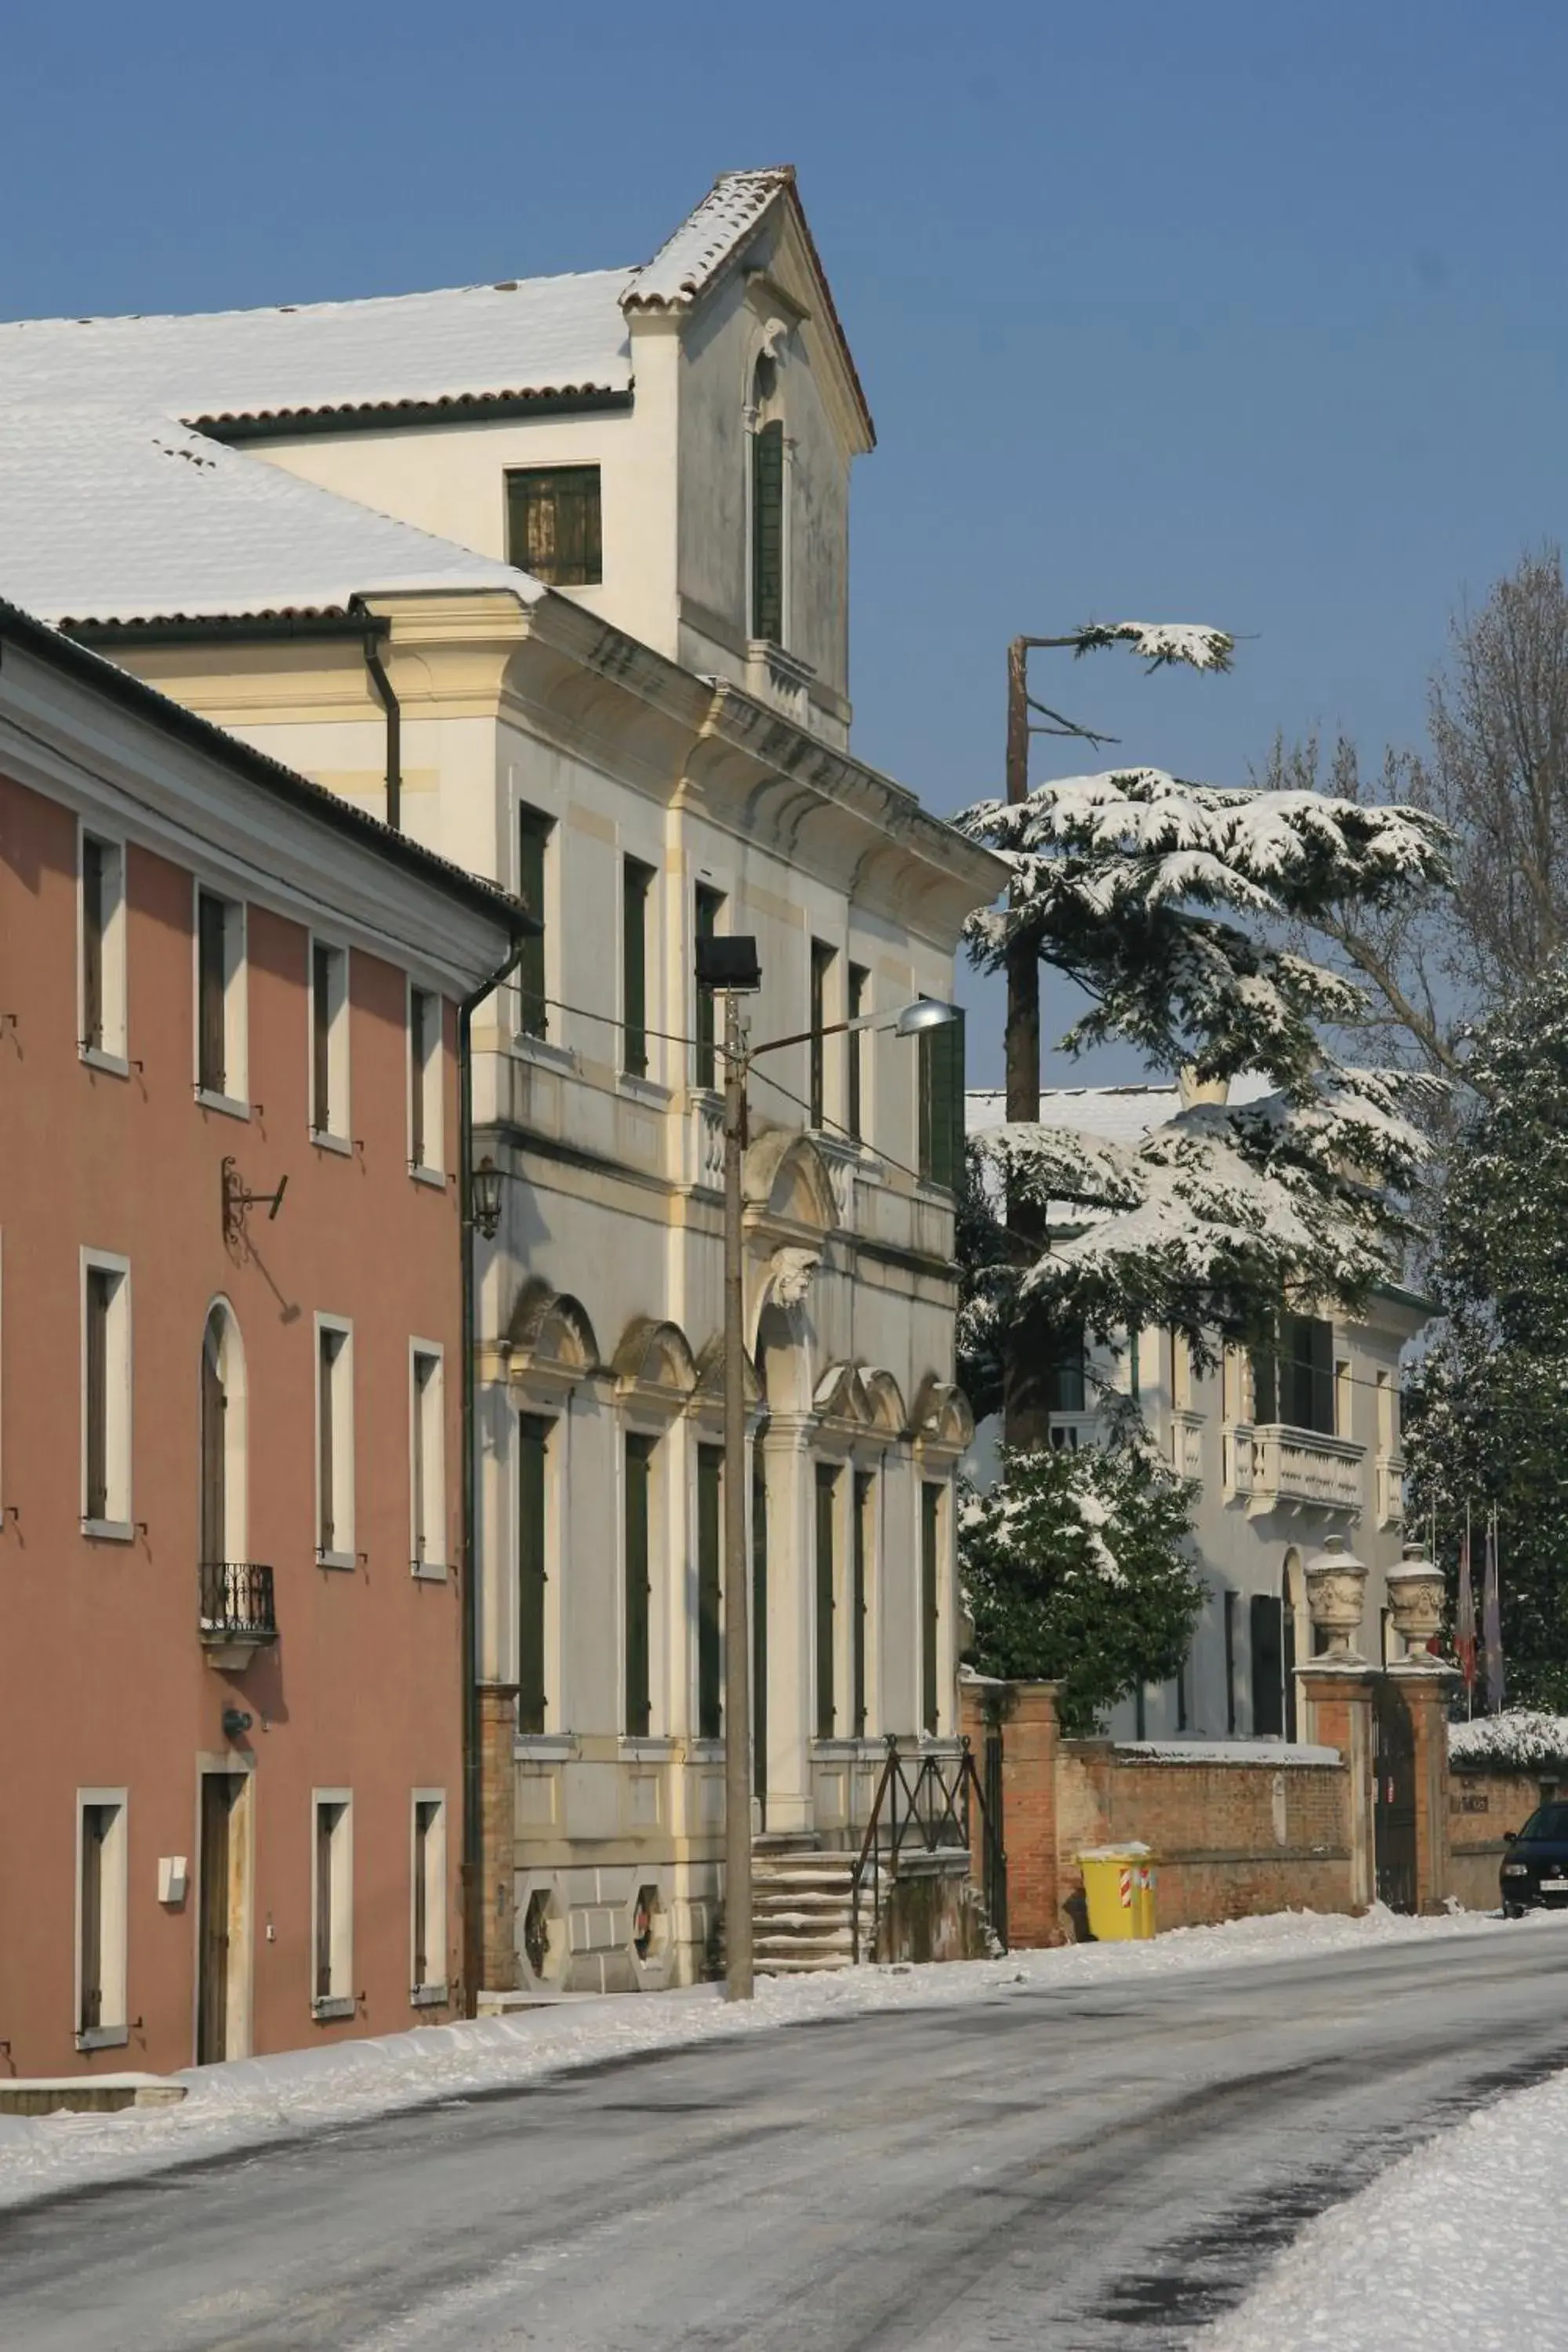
[311,944,332,1134]
[752,1451,768,1806]
[198,893,227,1094]
[846,964,867,1142]
[815,1465,837,1739]
[1250,1594,1283,1737]
[918,1007,965,1190]
[85,1269,110,1522]
[622,859,652,1079]
[82,837,105,1052]
[694,887,721,1088]
[851,1472,873,1737]
[752,421,784,643]
[920,1483,942,1735]
[696,1446,723,1740]
[517,1416,551,1736]
[624,1436,653,1737]
[517,810,550,1038]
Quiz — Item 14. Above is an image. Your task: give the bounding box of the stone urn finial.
[1305,1534,1368,1662]
[1385,1537,1448,1667]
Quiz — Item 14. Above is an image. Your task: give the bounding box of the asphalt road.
[5,1927,1567,2351]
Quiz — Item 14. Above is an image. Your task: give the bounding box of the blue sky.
[4,2,1562,1082]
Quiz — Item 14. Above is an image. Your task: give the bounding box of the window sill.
[619,1737,675,1763]
[810,1737,882,1761]
[687,1737,725,1764]
[512,1033,578,1075]
[80,1045,130,1080]
[410,1983,449,2009]
[410,1559,448,1583]
[195,1087,250,1123]
[311,1129,353,1158]
[311,1994,357,2023]
[316,1549,357,1573]
[515,1733,577,1762]
[75,2024,129,2053]
[408,1163,447,1190]
[617,1073,671,1108]
[82,1517,134,1544]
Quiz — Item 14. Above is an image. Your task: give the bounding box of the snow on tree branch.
[1071,621,1236,672]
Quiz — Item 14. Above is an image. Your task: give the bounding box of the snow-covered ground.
[1203,2054,1568,2350]
[0,1904,1515,2216]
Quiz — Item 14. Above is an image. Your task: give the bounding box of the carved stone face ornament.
[768,1247,820,1308]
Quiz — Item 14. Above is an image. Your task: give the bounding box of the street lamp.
[695,935,957,2001]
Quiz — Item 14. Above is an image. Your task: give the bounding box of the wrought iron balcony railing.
[198,1561,277,1644]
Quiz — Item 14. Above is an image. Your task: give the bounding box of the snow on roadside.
[0,1904,1526,2216]
[1200,2052,1568,2351]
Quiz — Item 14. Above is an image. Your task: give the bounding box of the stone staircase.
[752,1834,860,1975]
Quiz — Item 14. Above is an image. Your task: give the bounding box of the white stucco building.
[0,169,1005,1992]
[967,1084,1428,1743]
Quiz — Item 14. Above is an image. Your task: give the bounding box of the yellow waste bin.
[1077,1847,1159,1941]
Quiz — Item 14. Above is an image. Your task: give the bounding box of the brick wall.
[1449,1767,1549,1912]
[1054,1742,1354,1933]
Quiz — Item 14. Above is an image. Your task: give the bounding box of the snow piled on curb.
[1202,2054,1568,2350]
[0,1904,1515,2216]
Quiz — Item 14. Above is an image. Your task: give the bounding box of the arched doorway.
[199,1302,247,1583]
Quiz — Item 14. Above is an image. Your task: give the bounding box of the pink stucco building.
[0,602,522,2076]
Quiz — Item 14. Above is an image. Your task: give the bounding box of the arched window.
[200,1304,247,1572]
[750,351,785,645]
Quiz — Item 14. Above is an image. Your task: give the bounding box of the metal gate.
[1372,1675,1417,1913]
[983,1726,1008,1950]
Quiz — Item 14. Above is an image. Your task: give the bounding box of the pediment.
[611,1315,699,1405]
[744,1129,838,1236]
[506,1279,600,1388]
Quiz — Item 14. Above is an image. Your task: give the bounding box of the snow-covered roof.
[0,406,535,628]
[0,270,632,433]
[967,1077,1274,1149]
[624,168,793,310]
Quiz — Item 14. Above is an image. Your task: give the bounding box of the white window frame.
[310,1789,354,2020]
[81,1247,132,1539]
[407,981,445,1183]
[78,824,129,1074]
[409,1341,447,1577]
[314,1314,355,1568]
[191,884,249,1119]
[75,1788,129,2049]
[409,1791,448,2005]
[307,935,351,1151]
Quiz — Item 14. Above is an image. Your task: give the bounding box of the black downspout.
[349,601,402,833]
[458,931,529,2015]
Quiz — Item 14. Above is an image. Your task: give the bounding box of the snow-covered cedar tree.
[955,629,1452,1387]
[960,1439,1204,1734]
[1406,956,1568,1709]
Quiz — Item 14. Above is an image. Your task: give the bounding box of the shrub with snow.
[1448,1711,1568,1773]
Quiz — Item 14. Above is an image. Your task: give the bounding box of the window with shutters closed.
[1250,1312,1336,1435]
[195,889,245,1105]
[624,1434,655,1737]
[808,940,835,1130]
[310,940,350,1144]
[696,1444,722,1740]
[815,1464,838,1739]
[516,808,553,1040]
[79,831,127,1065]
[920,1483,942,1736]
[846,964,869,1143]
[316,1319,354,1565]
[506,466,602,586]
[1250,1593,1284,1737]
[917,1004,965,1190]
[407,986,443,1177]
[410,1346,445,1574]
[751,419,785,643]
[694,885,724,1089]
[622,858,655,1080]
[851,1471,874,1737]
[517,1414,553,1736]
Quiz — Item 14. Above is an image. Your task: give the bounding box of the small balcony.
[198,1561,277,1672]
[1243,1425,1364,1515]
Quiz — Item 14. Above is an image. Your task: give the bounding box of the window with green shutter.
[517,1415,552,1736]
[808,939,835,1129]
[920,1483,942,1735]
[753,1450,768,1806]
[851,1471,873,1737]
[917,1004,965,1190]
[622,858,655,1079]
[694,885,724,1089]
[517,808,551,1039]
[697,1444,722,1740]
[751,420,784,644]
[815,1464,837,1740]
[624,1434,655,1737]
[506,466,602,586]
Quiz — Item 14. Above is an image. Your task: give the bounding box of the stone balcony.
[1232,1422,1365,1515]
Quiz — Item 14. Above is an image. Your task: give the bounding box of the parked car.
[1499,1802,1568,1915]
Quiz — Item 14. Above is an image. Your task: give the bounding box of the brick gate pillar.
[1388,1660,1459,1914]
[960,1677,1062,1948]
[1296,1664,1377,1911]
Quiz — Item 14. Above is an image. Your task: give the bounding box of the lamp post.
[695,937,957,2002]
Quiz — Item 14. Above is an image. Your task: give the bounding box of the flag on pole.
[1483,1508,1505,1715]
[1456,1510,1477,1693]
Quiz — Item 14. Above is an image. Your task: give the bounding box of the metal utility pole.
[720,988,753,2002]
